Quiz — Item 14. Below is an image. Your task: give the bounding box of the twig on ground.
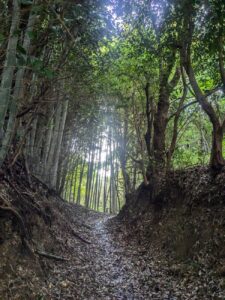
[36,250,69,261]
[71,229,91,244]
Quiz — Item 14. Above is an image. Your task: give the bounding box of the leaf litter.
[0,176,225,299]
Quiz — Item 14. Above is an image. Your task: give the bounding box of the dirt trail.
[63,213,209,300]
[1,199,224,299]
[1,165,225,299]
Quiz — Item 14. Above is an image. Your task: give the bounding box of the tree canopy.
[0,0,225,211]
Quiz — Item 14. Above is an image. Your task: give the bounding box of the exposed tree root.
[0,205,34,253]
[0,194,34,254]
[0,204,26,234]
[4,177,51,226]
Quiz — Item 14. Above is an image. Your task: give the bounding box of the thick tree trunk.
[153,92,169,168]
[0,0,20,167]
[153,67,180,171]
[1,4,36,168]
[0,0,20,131]
[210,125,225,169]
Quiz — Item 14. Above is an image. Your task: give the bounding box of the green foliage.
[2,0,225,211]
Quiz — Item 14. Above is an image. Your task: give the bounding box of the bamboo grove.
[0,0,225,213]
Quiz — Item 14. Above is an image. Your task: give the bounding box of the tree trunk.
[69,157,77,202]
[181,46,225,169]
[103,140,109,212]
[1,4,37,170]
[210,124,224,169]
[118,113,131,194]
[41,104,54,177]
[0,0,20,132]
[166,73,187,170]
[180,7,225,170]
[77,155,86,205]
[58,131,72,195]
[144,82,154,158]
[51,99,68,189]
[153,67,180,171]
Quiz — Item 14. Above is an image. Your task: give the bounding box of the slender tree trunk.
[58,130,72,194]
[69,157,77,202]
[181,6,225,169]
[90,160,97,209]
[132,101,148,186]
[118,115,131,194]
[77,155,86,205]
[97,169,103,211]
[111,135,117,213]
[115,154,120,212]
[41,104,54,177]
[132,165,137,190]
[88,148,96,208]
[103,140,109,212]
[45,101,62,183]
[85,151,91,207]
[73,157,80,202]
[166,72,187,170]
[93,138,102,210]
[29,117,38,162]
[51,99,68,189]
[63,166,70,200]
[144,82,154,158]
[45,97,69,189]
[85,143,95,208]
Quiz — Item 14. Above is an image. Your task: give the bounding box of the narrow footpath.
[43,206,217,300]
[1,199,223,300]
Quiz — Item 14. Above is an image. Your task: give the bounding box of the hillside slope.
[119,167,225,295]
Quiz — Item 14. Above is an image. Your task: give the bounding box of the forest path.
[39,202,210,300]
[1,195,215,300]
[75,214,185,300]
[89,216,138,299]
